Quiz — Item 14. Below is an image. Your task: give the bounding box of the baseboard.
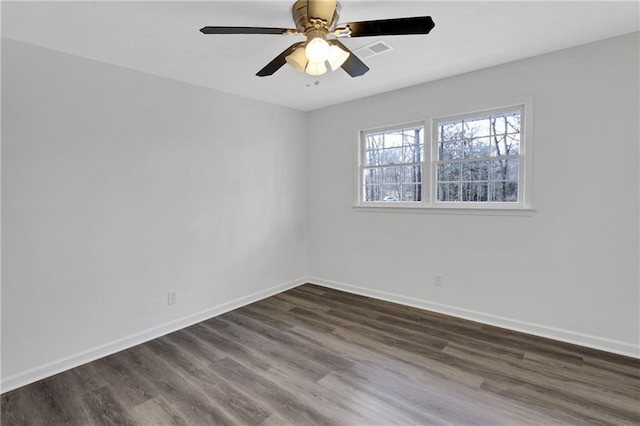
[0,276,307,394]
[5,275,637,393]
[307,276,640,359]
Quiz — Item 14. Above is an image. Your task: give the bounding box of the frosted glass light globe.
[327,44,350,70]
[305,61,327,76]
[285,47,307,73]
[305,37,330,63]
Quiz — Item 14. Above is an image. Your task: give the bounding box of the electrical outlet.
[433,274,444,287]
[168,291,177,305]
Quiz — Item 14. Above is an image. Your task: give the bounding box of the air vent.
[353,41,394,59]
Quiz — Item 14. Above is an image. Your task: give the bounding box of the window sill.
[352,204,536,216]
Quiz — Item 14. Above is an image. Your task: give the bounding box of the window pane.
[400,183,422,202]
[439,140,463,160]
[437,183,460,202]
[401,165,422,183]
[363,165,422,202]
[382,147,403,165]
[365,150,380,166]
[365,133,384,151]
[364,126,423,168]
[491,110,520,135]
[503,133,520,156]
[383,132,405,148]
[439,121,463,142]
[402,144,422,163]
[382,166,403,183]
[464,137,491,159]
[364,168,382,185]
[491,133,520,157]
[490,111,521,156]
[462,161,489,181]
[490,181,518,202]
[491,114,507,135]
[437,163,461,182]
[462,182,489,202]
[381,184,400,200]
[464,116,491,138]
[364,184,400,201]
[489,158,519,181]
[363,185,378,201]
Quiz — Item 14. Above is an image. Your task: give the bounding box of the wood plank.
[128,395,188,426]
[206,357,336,425]
[221,309,354,373]
[121,345,243,425]
[82,386,135,425]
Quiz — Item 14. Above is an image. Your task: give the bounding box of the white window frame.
[357,121,427,207]
[355,97,534,214]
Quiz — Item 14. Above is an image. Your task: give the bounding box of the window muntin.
[361,125,424,203]
[434,108,523,204]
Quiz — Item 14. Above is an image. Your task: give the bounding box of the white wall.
[2,32,638,393]
[307,33,640,356]
[1,39,308,390]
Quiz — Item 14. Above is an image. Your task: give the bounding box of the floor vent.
[353,40,394,59]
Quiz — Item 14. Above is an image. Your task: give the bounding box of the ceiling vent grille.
[353,40,394,59]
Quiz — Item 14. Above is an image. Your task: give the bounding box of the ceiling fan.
[200,0,435,78]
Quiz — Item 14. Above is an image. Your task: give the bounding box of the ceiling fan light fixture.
[327,43,350,70]
[285,45,329,76]
[285,46,307,73]
[305,37,330,63]
[304,61,328,76]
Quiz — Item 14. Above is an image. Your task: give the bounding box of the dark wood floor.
[2,284,639,425]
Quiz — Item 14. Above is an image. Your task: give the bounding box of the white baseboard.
[0,277,307,394]
[4,275,637,393]
[307,276,640,359]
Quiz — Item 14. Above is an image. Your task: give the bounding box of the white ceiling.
[2,1,639,111]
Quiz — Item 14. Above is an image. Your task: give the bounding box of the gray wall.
[1,39,308,390]
[306,33,640,356]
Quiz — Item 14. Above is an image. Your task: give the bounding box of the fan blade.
[200,26,296,35]
[256,42,304,77]
[345,16,435,37]
[307,0,338,23]
[331,40,369,77]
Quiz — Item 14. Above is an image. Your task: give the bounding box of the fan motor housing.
[292,0,340,32]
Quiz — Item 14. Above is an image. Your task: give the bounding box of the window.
[357,100,532,211]
[434,107,523,205]
[361,124,424,203]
